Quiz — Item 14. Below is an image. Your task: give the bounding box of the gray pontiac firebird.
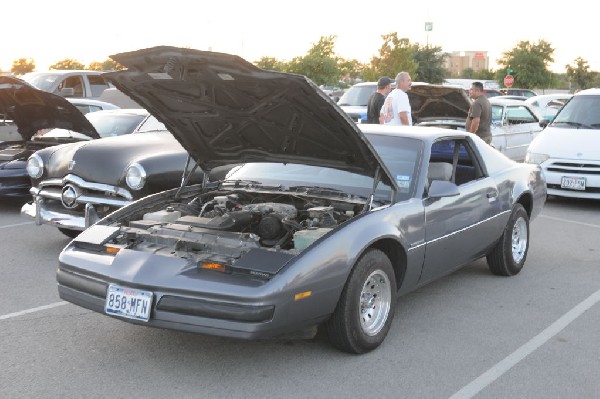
[57,46,546,354]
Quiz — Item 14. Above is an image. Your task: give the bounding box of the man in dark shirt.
[466,81,492,143]
[366,76,392,124]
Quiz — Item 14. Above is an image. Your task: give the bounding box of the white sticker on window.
[396,175,411,191]
[217,73,235,81]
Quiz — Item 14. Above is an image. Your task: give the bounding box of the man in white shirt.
[381,72,412,125]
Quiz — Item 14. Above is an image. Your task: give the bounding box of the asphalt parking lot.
[1,196,599,399]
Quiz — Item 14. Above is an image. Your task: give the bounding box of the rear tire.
[486,204,529,276]
[325,249,397,354]
[58,228,80,239]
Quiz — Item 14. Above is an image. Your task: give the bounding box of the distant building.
[446,51,489,77]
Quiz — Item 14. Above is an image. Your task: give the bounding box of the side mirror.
[428,180,460,198]
[59,87,75,97]
[539,118,550,128]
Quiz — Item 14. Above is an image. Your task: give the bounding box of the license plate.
[105,284,153,322]
[561,176,586,191]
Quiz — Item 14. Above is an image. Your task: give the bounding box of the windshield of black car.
[85,112,148,138]
[552,95,600,129]
[222,135,422,203]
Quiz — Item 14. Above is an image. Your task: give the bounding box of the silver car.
[56,46,546,354]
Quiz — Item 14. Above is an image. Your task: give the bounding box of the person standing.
[381,72,412,125]
[466,81,492,144]
[366,76,392,124]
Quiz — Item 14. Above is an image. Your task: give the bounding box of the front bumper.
[21,174,134,230]
[56,263,328,340]
[22,197,105,231]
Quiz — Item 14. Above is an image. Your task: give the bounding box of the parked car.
[525,88,600,199]
[0,80,109,199]
[21,70,112,99]
[501,88,538,98]
[22,114,211,238]
[0,106,148,200]
[525,94,572,122]
[56,46,546,354]
[489,97,543,162]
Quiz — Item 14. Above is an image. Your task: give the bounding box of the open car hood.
[409,83,471,123]
[105,46,392,184]
[0,76,98,141]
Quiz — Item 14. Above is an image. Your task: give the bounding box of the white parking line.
[541,214,600,229]
[0,301,68,321]
[0,221,35,229]
[449,288,600,399]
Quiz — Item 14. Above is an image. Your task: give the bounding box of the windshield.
[85,112,147,138]
[21,73,60,92]
[551,95,600,129]
[222,135,422,203]
[337,85,376,106]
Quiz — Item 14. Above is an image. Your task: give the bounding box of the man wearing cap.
[366,76,392,124]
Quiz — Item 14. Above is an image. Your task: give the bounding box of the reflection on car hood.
[104,46,391,184]
[409,84,471,123]
[0,77,98,141]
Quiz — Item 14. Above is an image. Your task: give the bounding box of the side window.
[505,106,538,124]
[74,104,92,114]
[60,76,85,97]
[428,139,483,189]
[88,75,110,97]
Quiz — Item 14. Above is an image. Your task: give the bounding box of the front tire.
[486,204,529,276]
[325,249,397,354]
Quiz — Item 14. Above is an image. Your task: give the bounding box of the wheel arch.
[368,238,408,290]
[516,191,533,217]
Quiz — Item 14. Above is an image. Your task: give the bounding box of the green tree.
[254,56,287,72]
[10,58,35,75]
[473,69,495,80]
[412,44,447,83]
[460,68,475,78]
[88,59,125,71]
[364,33,417,82]
[49,58,85,70]
[286,36,341,86]
[565,57,595,90]
[496,39,555,89]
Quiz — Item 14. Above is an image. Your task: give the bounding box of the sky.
[2,0,597,75]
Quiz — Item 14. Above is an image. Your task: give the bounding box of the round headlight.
[26,154,44,178]
[125,163,146,190]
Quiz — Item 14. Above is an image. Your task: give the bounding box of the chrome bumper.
[21,196,123,231]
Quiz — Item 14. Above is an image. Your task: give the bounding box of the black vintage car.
[21,113,209,238]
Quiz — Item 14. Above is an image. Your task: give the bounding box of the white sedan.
[526,88,600,199]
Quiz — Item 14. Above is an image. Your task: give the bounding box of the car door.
[420,138,501,283]
[495,105,542,161]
